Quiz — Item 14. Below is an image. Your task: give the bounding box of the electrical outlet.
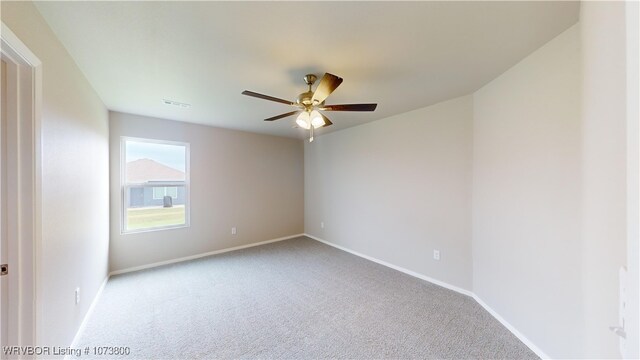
[321,222,324,229]
[231,227,237,235]
[433,250,440,261]
[75,287,80,305]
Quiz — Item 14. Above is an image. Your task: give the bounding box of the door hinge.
[0,264,7,276]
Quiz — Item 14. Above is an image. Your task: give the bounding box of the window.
[121,137,189,233]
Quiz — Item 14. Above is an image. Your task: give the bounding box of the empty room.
[1,1,638,359]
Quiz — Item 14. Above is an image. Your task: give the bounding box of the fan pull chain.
[309,124,314,142]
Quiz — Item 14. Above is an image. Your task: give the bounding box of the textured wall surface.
[472,25,583,358]
[305,96,473,291]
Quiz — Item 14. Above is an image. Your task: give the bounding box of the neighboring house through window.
[121,137,190,233]
[152,186,178,200]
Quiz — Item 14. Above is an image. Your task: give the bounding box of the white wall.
[472,25,583,358]
[625,1,640,357]
[109,112,304,272]
[1,1,110,349]
[580,2,631,358]
[305,96,473,291]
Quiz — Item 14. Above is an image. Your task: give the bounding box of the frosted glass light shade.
[310,110,325,128]
[296,112,311,129]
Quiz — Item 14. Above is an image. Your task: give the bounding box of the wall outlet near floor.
[433,250,441,261]
[231,227,237,235]
[320,221,324,229]
[75,287,80,305]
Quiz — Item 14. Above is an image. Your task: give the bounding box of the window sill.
[121,224,190,235]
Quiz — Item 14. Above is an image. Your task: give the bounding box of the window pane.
[125,141,186,183]
[126,185,186,231]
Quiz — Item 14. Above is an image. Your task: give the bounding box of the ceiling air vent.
[162,99,191,109]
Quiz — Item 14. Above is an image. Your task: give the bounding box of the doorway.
[0,22,42,354]
[1,55,8,358]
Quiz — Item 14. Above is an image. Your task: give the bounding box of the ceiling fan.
[242,73,377,142]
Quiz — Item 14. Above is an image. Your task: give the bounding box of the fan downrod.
[297,74,318,107]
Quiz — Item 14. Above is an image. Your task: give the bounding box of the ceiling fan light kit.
[296,111,311,129]
[310,110,325,128]
[242,72,378,142]
[296,110,325,130]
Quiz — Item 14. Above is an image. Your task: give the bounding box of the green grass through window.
[126,205,185,231]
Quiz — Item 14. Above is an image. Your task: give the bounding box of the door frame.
[0,21,42,349]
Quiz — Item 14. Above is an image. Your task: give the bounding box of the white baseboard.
[472,294,550,359]
[109,233,304,276]
[304,233,473,297]
[67,276,109,358]
[304,233,549,359]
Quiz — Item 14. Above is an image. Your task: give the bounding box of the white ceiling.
[35,1,579,139]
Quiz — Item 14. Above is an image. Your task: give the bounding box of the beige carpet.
[76,236,538,359]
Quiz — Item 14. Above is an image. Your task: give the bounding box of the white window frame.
[121,136,190,234]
